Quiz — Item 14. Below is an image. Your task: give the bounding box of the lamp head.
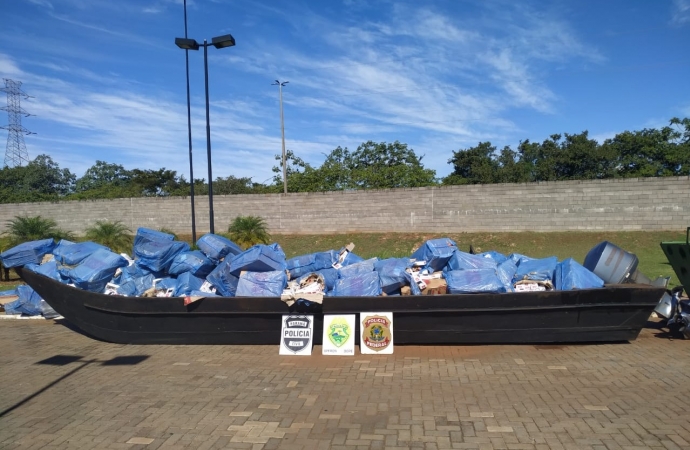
[175,37,200,50]
[211,34,236,49]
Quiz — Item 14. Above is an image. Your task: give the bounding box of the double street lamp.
[175,33,235,235]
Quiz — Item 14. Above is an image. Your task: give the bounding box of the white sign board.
[279,315,314,355]
[359,312,394,354]
[322,314,356,356]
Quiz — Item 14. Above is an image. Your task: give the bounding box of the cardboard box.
[422,278,447,295]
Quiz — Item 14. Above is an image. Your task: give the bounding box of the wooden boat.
[17,267,664,345]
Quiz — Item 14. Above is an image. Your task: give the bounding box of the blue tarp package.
[229,244,287,276]
[496,259,518,292]
[338,258,378,279]
[53,240,110,266]
[168,250,215,278]
[205,259,240,297]
[0,289,17,297]
[554,258,604,290]
[3,285,43,315]
[173,272,206,297]
[410,238,457,273]
[0,238,56,269]
[316,268,338,293]
[133,227,174,249]
[134,239,190,274]
[509,253,535,266]
[236,270,287,297]
[477,251,508,265]
[444,269,507,294]
[267,243,287,260]
[117,273,156,296]
[286,251,336,279]
[446,251,498,271]
[26,260,65,283]
[196,233,243,263]
[332,244,364,268]
[61,248,129,292]
[112,261,150,285]
[332,271,382,297]
[513,256,559,284]
[374,258,412,294]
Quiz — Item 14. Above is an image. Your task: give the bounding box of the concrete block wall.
[0,177,688,235]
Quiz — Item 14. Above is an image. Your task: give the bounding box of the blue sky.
[1,0,689,185]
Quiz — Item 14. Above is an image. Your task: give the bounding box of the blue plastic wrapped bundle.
[53,240,110,266]
[196,233,243,263]
[509,253,534,266]
[286,251,336,279]
[332,271,382,297]
[133,227,174,249]
[496,259,518,292]
[134,239,190,274]
[0,238,56,268]
[112,261,149,284]
[513,256,559,283]
[168,250,215,278]
[444,269,506,294]
[446,251,498,271]
[173,272,206,297]
[61,248,129,292]
[374,258,412,294]
[229,244,287,276]
[554,258,604,290]
[116,273,156,296]
[315,268,338,293]
[338,258,377,279]
[206,258,240,297]
[25,260,65,283]
[0,289,16,297]
[236,270,287,297]
[477,251,508,265]
[267,243,287,260]
[3,285,43,315]
[410,238,457,273]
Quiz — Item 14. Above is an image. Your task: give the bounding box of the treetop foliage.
[0,118,687,203]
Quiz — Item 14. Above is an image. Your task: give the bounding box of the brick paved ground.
[0,319,689,450]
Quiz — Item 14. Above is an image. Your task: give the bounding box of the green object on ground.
[660,227,690,290]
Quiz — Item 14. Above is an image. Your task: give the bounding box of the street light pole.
[182,0,196,242]
[175,33,235,235]
[272,80,288,195]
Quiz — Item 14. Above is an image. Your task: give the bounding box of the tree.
[214,175,259,195]
[84,220,133,253]
[445,142,500,185]
[75,161,131,192]
[271,150,324,192]
[3,215,74,246]
[0,155,76,203]
[227,216,271,249]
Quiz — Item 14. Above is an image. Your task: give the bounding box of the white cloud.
[672,0,690,24]
[27,0,53,9]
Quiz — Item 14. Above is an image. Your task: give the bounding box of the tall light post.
[175,33,235,234]
[272,80,288,194]
[181,0,196,242]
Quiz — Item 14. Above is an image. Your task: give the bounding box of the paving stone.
[1,320,689,450]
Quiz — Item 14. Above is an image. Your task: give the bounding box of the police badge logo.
[280,315,313,355]
[328,317,351,348]
[361,313,393,354]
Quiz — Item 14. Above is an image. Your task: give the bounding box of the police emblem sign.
[322,314,355,356]
[279,315,314,355]
[359,312,394,354]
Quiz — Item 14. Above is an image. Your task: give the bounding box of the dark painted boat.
[17,267,665,345]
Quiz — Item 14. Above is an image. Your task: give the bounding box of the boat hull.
[17,268,664,345]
